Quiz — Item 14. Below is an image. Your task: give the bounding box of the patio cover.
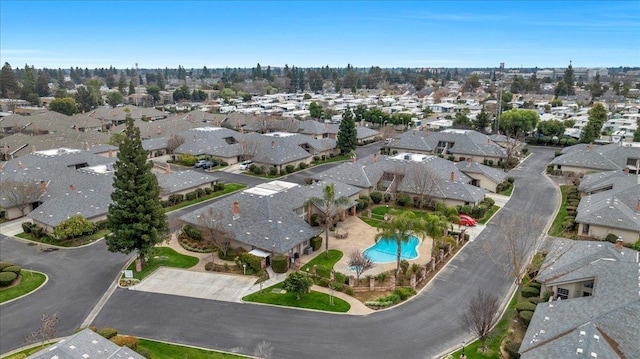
[248,248,271,257]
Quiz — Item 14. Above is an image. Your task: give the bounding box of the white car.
[239,160,253,170]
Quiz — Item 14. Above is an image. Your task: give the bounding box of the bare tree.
[24,312,60,347]
[240,137,261,162]
[347,250,374,282]
[255,117,278,134]
[460,289,500,351]
[0,178,43,217]
[482,215,572,294]
[197,207,234,261]
[406,163,437,209]
[166,134,185,154]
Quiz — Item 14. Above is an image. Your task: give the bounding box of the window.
[557,288,569,300]
[583,292,592,297]
[583,282,594,289]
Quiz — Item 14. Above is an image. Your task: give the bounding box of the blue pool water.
[363,236,420,263]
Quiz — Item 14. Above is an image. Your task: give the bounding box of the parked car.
[194,160,208,168]
[239,160,253,170]
[459,214,477,227]
[201,161,217,169]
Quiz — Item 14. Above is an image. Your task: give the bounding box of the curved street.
[0,146,559,358]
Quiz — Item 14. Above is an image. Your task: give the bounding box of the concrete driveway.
[131,268,257,302]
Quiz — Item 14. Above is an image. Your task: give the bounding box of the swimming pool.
[363,235,420,263]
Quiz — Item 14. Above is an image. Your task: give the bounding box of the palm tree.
[374,210,431,279]
[305,184,351,259]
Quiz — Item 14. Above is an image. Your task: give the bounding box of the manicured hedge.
[271,255,288,273]
[516,301,537,312]
[240,253,262,273]
[521,286,540,298]
[519,310,534,326]
[528,297,545,304]
[0,271,18,286]
[527,281,542,289]
[98,328,118,339]
[0,261,14,271]
[369,191,383,204]
[2,265,21,275]
[310,236,322,251]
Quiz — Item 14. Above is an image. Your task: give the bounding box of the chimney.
[194,135,198,141]
[165,163,171,174]
[31,145,36,154]
[587,143,592,151]
[108,149,113,158]
[18,161,23,169]
[466,158,472,166]
[157,126,162,135]
[70,184,76,191]
[85,142,90,151]
[373,153,378,163]
[450,171,455,181]
[487,138,491,145]
[624,167,629,173]
[233,201,240,219]
[40,180,47,192]
[615,237,623,250]
[271,141,276,149]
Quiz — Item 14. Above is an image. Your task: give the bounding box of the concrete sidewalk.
[0,217,30,237]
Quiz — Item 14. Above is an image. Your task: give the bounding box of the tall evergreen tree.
[106,116,168,267]
[564,61,575,95]
[117,73,128,95]
[0,62,20,98]
[36,70,50,97]
[580,103,607,143]
[337,106,357,154]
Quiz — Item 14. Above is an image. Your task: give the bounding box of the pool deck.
[322,215,434,276]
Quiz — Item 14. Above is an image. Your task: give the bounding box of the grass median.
[0,271,47,303]
[125,247,199,281]
[243,282,350,313]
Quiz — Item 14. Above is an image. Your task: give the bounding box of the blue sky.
[1,1,639,69]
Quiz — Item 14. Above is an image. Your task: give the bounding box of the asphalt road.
[89,147,559,359]
[0,238,131,353]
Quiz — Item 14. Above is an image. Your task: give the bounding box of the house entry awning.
[249,249,271,257]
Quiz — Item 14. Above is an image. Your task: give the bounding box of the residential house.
[27,328,145,359]
[388,129,507,164]
[179,180,360,264]
[519,239,639,358]
[454,158,508,192]
[575,170,640,244]
[550,142,640,175]
[312,153,487,207]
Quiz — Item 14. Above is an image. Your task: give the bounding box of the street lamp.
[461,341,466,359]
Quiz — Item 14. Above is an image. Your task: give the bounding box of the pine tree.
[564,61,575,96]
[337,106,357,154]
[580,103,607,143]
[106,117,168,267]
[0,62,20,98]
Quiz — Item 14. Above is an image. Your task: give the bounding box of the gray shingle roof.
[27,328,146,359]
[454,160,508,184]
[575,175,640,232]
[179,180,359,254]
[390,129,507,158]
[521,239,640,358]
[551,143,640,172]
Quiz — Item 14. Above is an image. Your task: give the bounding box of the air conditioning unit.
[303,246,313,255]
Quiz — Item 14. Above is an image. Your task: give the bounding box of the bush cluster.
[111,335,139,350]
[182,225,202,241]
[393,287,417,300]
[239,253,262,274]
[0,261,21,287]
[519,310,534,326]
[516,301,537,312]
[369,191,383,204]
[521,286,540,298]
[53,215,97,240]
[98,327,118,339]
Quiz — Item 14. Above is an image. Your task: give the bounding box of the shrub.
[507,177,515,184]
[31,226,44,239]
[53,215,97,240]
[333,282,344,291]
[0,262,14,271]
[240,253,262,273]
[344,287,354,296]
[269,167,278,176]
[383,193,391,202]
[111,335,139,350]
[2,265,21,275]
[271,255,288,273]
[0,271,17,286]
[504,341,521,359]
[179,153,196,167]
[605,233,619,243]
[285,164,295,174]
[310,236,322,251]
[98,327,118,339]
[22,222,33,233]
[355,199,368,211]
[309,214,321,227]
[516,301,537,312]
[461,205,472,215]
[182,225,202,241]
[521,286,540,298]
[298,162,308,170]
[252,166,263,175]
[483,197,495,207]
[204,187,213,194]
[527,281,542,289]
[519,310,534,326]
[488,160,494,166]
[527,297,545,304]
[369,191,383,204]
[396,193,411,207]
[448,155,455,161]
[394,287,416,301]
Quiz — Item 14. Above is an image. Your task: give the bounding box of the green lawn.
[478,205,500,225]
[138,338,247,359]
[125,247,199,280]
[301,249,343,278]
[164,184,246,212]
[0,271,46,303]
[548,185,570,237]
[242,283,351,313]
[448,293,518,359]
